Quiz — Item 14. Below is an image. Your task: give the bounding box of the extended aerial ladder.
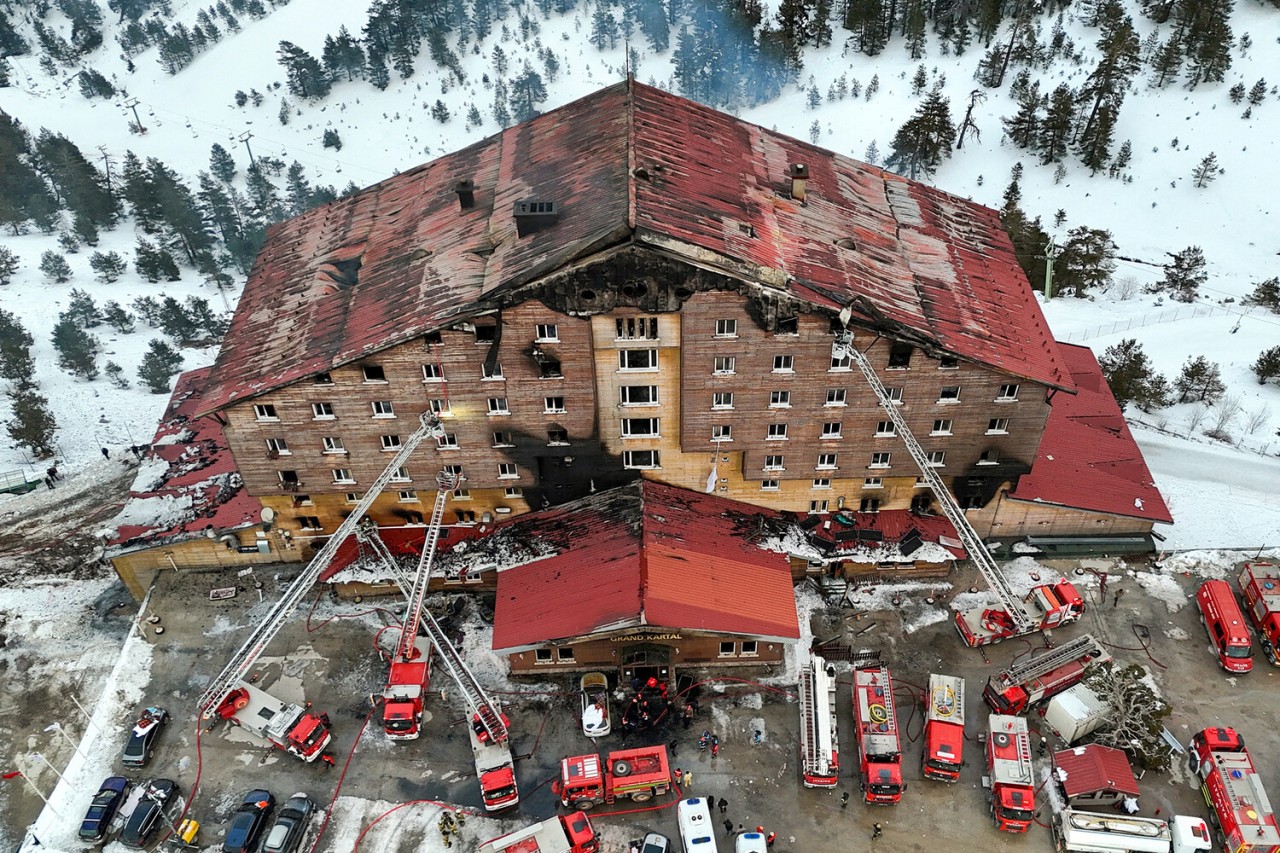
[799,655,840,787]
[196,413,447,718]
[982,633,1110,714]
[832,322,1031,635]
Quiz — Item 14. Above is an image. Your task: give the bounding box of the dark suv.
[121,707,169,769]
[223,789,276,853]
[261,793,315,853]
[121,778,178,848]
[79,776,131,842]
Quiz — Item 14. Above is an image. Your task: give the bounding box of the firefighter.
[683,703,694,729]
[766,831,777,847]
[711,734,720,757]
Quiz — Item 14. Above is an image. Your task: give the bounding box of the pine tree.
[911,65,928,96]
[102,301,135,333]
[1037,83,1077,164]
[51,315,100,379]
[137,338,184,393]
[147,158,215,264]
[366,45,391,90]
[104,360,129,388]
[843,0,888,56]
[209,143,237,183]
[88,250,128,283]
[5,387,58,457]
[322,129,342,150]
[40,251,72,283]
[1247,78,1267,106]
[1076,101,1117,174]
[1108,139,1132,178]
[1174,355,1225,403]
[904,0,927,59]
[1099,338,1168,411]
[589,4,619,50]
[77,68,117,99]
[285,161,313,216]
[1149,38,1182,87]
[245,162,285,222]
[0,308,36,388]
[1228,83,1246,104]
[885,89,956,181]
[510,63,548,123]
[65,288,101,327]
[120,151,163,232]
[322,26,366,81]
[1055,226,1116,297]
[1253,346,1280,385]
[1244,277,1280,312]
[32,130,117,229]
[277,41,331,100]
[1152,246,1208,303]
[0,247,17,285]
[1179,0,1233,87]
[1002,79,1042,149]
[1192,153,1221,187]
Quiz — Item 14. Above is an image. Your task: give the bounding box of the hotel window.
[719,641,736,657]
[277,470,299,486]
[362,365,387,383]
[291,494,312,507]
[809,499,830,514]
[713,356,736,375]
[825,389,847,406]
[770,390,791,408]
[886,387,904,404]
[741,640,759,656]
[888,342,913,368]
[332,468,355,484]
[453,489,471,502]
[498,463,519,479]
[821,422,842,439]
[979,448,1000,465]
[311,402,335,419]
[436,433,459,449]
[712,425,733,442]
[939,355,959,369]
[764,454,785,471]
[931,419,953,435]
[712,392,734,410]
[875,420,895,437]
[398,490,419,502]
[380,434,402,451]
[297,515,322,530]
[622,418,659,437]
[997,383,1020,401]
[938,386,961,403]
[761,479,780,491]
[487,397,510,415]
[492,431,514,448]
[616,317,658,340]
[482,362,504,380]
[345,492,361,503]
[927,450,946,467]
[715,319,738,338]
[817,453,837,470]
[314,372,333,385]
[474,324,497,343]
[444,465,464,479]
[813,478,831,489]
[505,486,524,498]
[371,400,395,418]
[831,351,852,371]
[864,477,883,489]
[254,404,279,421]
[870,452,891,469]
[618,349,658,371]
[987,418,1010,434]
[623,450,661,469]
[547,428,569,445]
[767,423,788,440]
[539,360,563,379]
[772,354,794,373]
[620,385,659,406]
[557,647,576,662]
[775,317,798,336]
[545,397,566,413]
[422,363,445,381]
[391,467,410,482]
[265,438,290,455]
[860,497,882,512]
[535,323,558,341]
[535,649,553,664]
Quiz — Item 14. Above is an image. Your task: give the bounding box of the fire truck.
[852,666,904,804]
[1188,727,1280,853]
[554,746,672,809]
[210,683,331,761]
[986,714,1035,833]
[922,673,965,782]
[1239,563,1280,666]
[470,708,520,811]
[799,655,840,788]
[476,811,599,853]
[955,579,1086,648]
[982,634,1110,715]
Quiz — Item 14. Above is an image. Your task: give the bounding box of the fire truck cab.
[1238,563,1280,666]
[469,713,519,812]
[986,714,1035,833]
[555,746,672,809]
[212,684,331,762]
[983,635,1110,715]
[922,674,965,782]
[381,636,431,739]
[476,811,599,853]
[1196,579,1253,673]
[852,666,904,804]
[1188,727,1279,853]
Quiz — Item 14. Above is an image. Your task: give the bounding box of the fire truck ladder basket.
[835,329,1030,633]
[996,634,1102,688]
[196,413,446,717]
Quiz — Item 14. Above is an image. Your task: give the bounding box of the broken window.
[616,317,659,340]
[776,317,798,336]
[888,342,913,368]
[362,365,387,383]
[254,404,279,421]
[860,497,881,513]
[474,325,497,343]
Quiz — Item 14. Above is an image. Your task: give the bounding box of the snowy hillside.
[0,0,1278,548]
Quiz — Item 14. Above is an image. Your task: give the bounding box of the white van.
[734,832,768,853]
[676,798,719,853]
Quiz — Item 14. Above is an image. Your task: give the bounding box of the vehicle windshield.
[487,783,518,801]
[385,718,413,731]
[297,723,326,749]
[1000,807,1035,822]
[1225,645,1252,658]
[868,783,902,796]
[925,759,960,772]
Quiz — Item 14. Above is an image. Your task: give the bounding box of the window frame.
[869,452,891,469]
[422,363,445,382]
[714,319,738,338]
[772,354,795,373]
[761,479,780,491]
[362,364,387,383]
[712,392,734,410]
[498,462,519,480]
[332,468,356,484]
[321,436,345,454]
[487,397,511,416]
[436,433,459,449]
[371,400,395,418]
[618,349,659,371]
[927,450,946,467]
[711,425,733,442]
[931,419,953,436]
[769,390,791,408]
[997,383,1020,402]
[620,385,659,407]
[713,356,737,375]
[809,499,830,514]
[534,323,559,342]
[825,388,848,407]
[938,386,961,403]
[875,420,895,437]
[482,362,504,381]
[621,417,660,438]
[622,449,661,470]
[816,452,837,470]
[380,434,402,451]
[821,421,842,439]
[265,437,290,455]
[766,423,789,441]
[987,417,1010,434]
[763,454,785,471]
[311,402,335,420]
[544,396,566,413]
[254,403,279,421]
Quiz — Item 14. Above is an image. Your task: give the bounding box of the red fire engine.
[799,655,840,788]
[983,634,1110,715]
[852,666,904,804]
[1239,563,1280,666]
[986,714,1035,833]
[471,708,519,811]
[922,673,965,782]
[1188,727,1280,853]
[955,580,1085,647]
[554,746,672,809]
[476,811,599,853]
[211,684,331,762]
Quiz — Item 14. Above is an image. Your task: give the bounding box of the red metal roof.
[1053,744,1140,798]
[807,509,966,559]
[482,480,799,651]
[1009,344,1172,523]
[198,80,1071,416]
[107,368,262,552]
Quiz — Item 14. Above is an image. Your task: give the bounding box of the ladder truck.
[476,812,600,853]
[1238,562,1280,666]
[1188,727,1280,853]
[852,665,904,804]
[986,714,1036,833]
[832,321,1084,647]
[799,655,840,788]
[196,413,446,762]
[982,634,1110,715]
[922,673,965,782]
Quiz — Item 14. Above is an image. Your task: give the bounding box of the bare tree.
[1184,404,1209,436]
[1109,275,1139,301]
[1212,394,1243,433]
[1245,404,1272,435]
[1084,663,1173,772]
[955,89,986,149]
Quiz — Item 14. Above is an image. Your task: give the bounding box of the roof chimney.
[789,163,809,203]
[455,179,475,210]
[514,200,559,237]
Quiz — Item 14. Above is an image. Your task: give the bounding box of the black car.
[121,707,169,769]
[79,775,131,841]
[223,789,276,853]
[121,778,178,849]
[261,793,315,853]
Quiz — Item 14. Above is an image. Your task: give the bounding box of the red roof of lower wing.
[1053,745,1140,798]
[1009,343,1171,523]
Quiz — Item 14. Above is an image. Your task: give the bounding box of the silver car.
[261,793,315,853]
[640,832,670,853]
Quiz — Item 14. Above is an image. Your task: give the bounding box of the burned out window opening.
[313,372,333,385]
[616,317,659,340]
[493,431,514,447]
[938,386,961,403]
[911,494,933,513]
[860,497,881,513]
[539,360,563,379]
[775,317,799,336]
[474,324,497,344]
[362,365,387,383]
[297,515,322,530]
[939,355,959,369]
[547,428,569,445]
[888,342,913,368]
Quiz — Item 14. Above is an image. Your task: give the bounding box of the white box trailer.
[1044,684,1110,744]
[1053,808,1212,853]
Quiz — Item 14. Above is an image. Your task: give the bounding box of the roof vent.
[455,179,475,210]
[789,163,809,203]
[514,200,559,237]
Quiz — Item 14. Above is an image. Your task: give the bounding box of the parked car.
[121,707,169,769]
[261,793,315,853]
[120,778,178,848]
[79,776,131,841]
[223,789,276,853]
[580,672,611,738]
[640,831,671,853]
